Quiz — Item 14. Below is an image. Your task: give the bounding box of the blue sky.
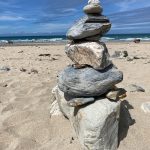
[0,0,150,35]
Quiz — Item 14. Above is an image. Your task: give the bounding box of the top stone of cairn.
[84,0,103,14]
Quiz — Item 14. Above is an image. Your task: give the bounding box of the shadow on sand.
[118,100,136,146]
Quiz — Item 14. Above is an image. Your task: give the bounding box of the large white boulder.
[51,86,120,150]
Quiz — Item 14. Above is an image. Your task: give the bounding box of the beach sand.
[0,42,150,150]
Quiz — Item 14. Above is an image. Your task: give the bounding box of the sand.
[0,42,150,150]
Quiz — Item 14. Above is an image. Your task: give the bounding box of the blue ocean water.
[0,34,150,43]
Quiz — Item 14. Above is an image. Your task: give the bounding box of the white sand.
[0,42,150,150]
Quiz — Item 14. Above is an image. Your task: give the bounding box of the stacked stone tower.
[58,0,123,105]
[52,0,126,150]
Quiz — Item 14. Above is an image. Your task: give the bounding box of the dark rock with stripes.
[66,16,111,41]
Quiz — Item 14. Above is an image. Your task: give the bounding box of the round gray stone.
[83,4,103,14]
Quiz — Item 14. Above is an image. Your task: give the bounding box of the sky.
[0,0,150,35]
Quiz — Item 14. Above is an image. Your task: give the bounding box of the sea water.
[0,34,150,44]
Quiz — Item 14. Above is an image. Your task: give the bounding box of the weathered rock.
[52,86,95,108]
[84,0,102,14]
[50,100,62,117]
[86,15,110,23]
[111,51,128,59]
[67,16,111,41]
[83,4,103,14]
[52,86,120,150]
[0,66,10,72]
[141,102,150,113]
[133,39,141,43]
[106,88,127,101]
[126,56,134,61]
[51,85,73,118]
[126,84,145,92]
[58,65,123,97]
[68,97,95,107]
[65,42,112,70]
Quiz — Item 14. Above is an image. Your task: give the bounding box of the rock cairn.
[52,0,126,150]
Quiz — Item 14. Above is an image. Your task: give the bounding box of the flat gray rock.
[52,86,120,150]
[67,16,111,41]
[86,15,110,23]
[141,102,150,113]
[58,65,123,97]
[65,42,112,70]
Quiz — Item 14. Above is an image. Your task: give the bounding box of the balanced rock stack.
[51,0,126,150]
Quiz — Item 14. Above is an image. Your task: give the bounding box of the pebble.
[141,102,150,113]
[126,84,145,92]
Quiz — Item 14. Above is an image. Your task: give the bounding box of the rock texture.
[86,15,110,23]
[50,100,62,117]
[68,97,95,107]
[58,65,123,97]
[106,88,127,101]
[111,51,128,59]
[65,42,112,70]
[83,4,102,14]
[84,0,102,14]
[67,16,111,41]
[51,86,73,118]
[52,86,120,150]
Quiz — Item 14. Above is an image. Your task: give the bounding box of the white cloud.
[115,0,150,11]
[62,8,77,13]
[116,0,136,11]
[0,15,25,21]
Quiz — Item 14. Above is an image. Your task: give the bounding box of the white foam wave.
[119,37,150,41]
[101,37,115,42]
[0,40,8,43]
[0,38,65,43]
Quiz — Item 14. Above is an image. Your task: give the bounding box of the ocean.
[0,34,150,44]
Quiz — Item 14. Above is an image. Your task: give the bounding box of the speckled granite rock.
[65,42,112,70]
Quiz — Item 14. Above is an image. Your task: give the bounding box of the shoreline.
[0,41,150,47]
